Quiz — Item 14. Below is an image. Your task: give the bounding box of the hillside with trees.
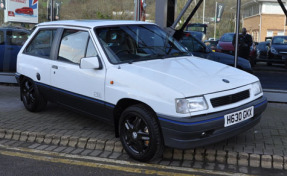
[0,0,251,38]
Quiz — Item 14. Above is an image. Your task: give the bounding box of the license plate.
[224,106,254,127]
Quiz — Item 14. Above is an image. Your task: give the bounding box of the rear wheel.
[21,77,47,112]
[119,104,163,162]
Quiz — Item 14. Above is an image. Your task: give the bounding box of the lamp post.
[234,0,241,68]
[203,0,205,24]
[214,2,217,40]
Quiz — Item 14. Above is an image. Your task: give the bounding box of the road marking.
[0,144,253,176]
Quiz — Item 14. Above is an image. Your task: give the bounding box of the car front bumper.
[158,96,267,149]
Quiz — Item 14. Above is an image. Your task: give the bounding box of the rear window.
[6,30,30,46]
[220,33,234,42]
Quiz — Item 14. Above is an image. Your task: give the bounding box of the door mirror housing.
[80,56,102,69]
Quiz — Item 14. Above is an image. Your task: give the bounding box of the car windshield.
[272,36,287,45]
[95,24,190,64]
[220,33,234,42]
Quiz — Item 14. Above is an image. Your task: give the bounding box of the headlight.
[176,97,208,114]
[251,81,262,96]
[270,47,278,54]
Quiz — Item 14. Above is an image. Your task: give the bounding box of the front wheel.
[20,77,47,112]
[119,104,164,162]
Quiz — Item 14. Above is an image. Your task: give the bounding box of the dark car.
[15,7,33,15]
[256,41,270,60]
[0,27,30,72]
[179,32,253,73]
[268,35,287,67]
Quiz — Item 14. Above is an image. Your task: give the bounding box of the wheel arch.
[113,98,162,138]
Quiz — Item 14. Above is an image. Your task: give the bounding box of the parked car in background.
[185,23,207,41]
[179,32,253,73]
[0,27,30,72]
[249,42,258,66]
[265,37,272,42]
[204,40,218,52]
[216,33,235,55]
[15,7,34,15]
[16,20,266,162]
[268,35,287,67]
[256,41,270,60]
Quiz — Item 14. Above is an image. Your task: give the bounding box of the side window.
[58,29,89,64]
[0,31,4,45]
[24,29,57,58]
[86,38,98,57]
[7,30,29,46]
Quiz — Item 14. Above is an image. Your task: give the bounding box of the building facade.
[242,0,287,42]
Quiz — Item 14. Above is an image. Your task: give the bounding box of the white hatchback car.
[16,20,267,162]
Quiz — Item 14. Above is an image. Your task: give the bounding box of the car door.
[5,30,30,72]
[21,28,58,102]
[50,27,107,121]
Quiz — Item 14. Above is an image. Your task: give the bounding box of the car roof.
[0,26,30,32]
[37,20,154,28]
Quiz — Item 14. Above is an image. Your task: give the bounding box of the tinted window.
[25,29,57,58]
[0,31,4,45]
[221,33,234,42]
[272,36,287,45]
[7,30,29,46]
[58,29,89,64]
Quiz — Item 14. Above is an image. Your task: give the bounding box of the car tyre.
[21,77,47,112]
[119,104,164,162]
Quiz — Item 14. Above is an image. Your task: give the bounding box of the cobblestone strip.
[0,128,286,170]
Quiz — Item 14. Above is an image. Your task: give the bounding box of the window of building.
[58,29,89,64]
[24,29,57,58]
[267,31,273,37]
[277,31,285,36]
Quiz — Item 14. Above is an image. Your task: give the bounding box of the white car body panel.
[17,20,262,118]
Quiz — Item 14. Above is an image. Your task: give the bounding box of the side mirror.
[80,56,101,69]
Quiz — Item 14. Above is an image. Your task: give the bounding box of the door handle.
[52,65,58,69]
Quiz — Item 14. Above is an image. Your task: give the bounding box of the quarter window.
[24,29,57,58]
[86,38,98,57]
[0,31,4,45]
[58,29,89,64]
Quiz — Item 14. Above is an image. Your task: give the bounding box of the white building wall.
[262,2,287,14]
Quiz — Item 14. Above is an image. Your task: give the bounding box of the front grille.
[210,90,250,108]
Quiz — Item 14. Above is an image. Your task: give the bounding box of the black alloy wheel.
[21,78,47,112]
[119,104,163,162]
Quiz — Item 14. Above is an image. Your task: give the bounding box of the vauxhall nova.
[16,20,267,161]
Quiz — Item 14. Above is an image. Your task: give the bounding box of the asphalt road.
[0,145,240,176]
[253,62,287,90]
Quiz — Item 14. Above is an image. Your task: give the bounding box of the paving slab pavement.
[0,85,287,170]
